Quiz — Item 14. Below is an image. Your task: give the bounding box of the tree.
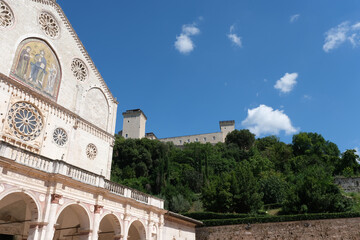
[282,165,352,214]
[335,149,360,176]
[225,129,255,150]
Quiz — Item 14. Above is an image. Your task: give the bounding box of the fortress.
[0,0,200,239]
[121,109,235,145]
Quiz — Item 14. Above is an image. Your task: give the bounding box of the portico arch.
[0,191,40,239]
[98,213,121,240]
[52,204,91,240]
[128,220,146,240]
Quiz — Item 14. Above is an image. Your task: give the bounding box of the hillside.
[111,130,359,214]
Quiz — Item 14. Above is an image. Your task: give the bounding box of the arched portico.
[128,220,146,240]
[0,191,40,239]
[98,214,121,240]
[52,204,91,240]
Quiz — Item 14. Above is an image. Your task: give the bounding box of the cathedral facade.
[0,0,200,239]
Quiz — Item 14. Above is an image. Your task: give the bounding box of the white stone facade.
[0,0,200,239]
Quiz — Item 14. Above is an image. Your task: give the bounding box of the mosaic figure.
[15,46,31,79]
[11,39,61,101]
[30,50,47,87]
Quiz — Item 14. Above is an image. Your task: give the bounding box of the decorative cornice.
[94,205,103,214]
[29,0,118,105]
[51,193,62,204]
[0,73,115,143]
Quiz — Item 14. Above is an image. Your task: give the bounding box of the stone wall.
[196,217,360,240]
[334,177,360,192]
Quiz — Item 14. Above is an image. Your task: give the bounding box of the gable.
[0,0,118,133]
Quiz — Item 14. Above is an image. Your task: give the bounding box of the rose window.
[86,143,97,160]
[0,1,14,28]
[38,12,60,38]
[53,128,68,146]
[71,59,88,81]
[7,102,43,141]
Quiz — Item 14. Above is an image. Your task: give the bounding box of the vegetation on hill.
[111,130,359,215]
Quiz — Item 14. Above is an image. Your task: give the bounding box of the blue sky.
[59,0,360,152]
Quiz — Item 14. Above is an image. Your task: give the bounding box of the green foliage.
[281,166,353,214]
[183,212,249,220]
[111,131,354,215]
[259,171,287,204]
[225,129,255,150]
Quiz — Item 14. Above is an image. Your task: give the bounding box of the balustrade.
[0,141,161,207]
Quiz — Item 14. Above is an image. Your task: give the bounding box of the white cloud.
[174,23,200,54]
[227,24,242,47]
[182,24,200,36]
[323,21,360,52]
[274,72,298,93]
[242,104,298,136]
[323,22,349,52]
[290,14,300,23]
[352,22,360,30]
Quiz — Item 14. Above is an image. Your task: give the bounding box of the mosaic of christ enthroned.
[10,38,61,101]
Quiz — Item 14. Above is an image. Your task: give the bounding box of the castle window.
[179,140,182,144]
[195,138,198,142]
[187,139,190,142]
[125,134,128,138]
[213,136,216,140]
[204,137,207,141]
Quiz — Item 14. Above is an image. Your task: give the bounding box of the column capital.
[94,205,104,214]
[51,193,62,204]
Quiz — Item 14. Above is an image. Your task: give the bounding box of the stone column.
[91,205,103,240]
[44,194,62,240]
[158,215,164,240]
[27,224,42,240]
[122,216,130,240]
[147,220,152,240]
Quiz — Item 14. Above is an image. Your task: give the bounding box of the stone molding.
[94,205,103,214]
[0,73,114,144]
[50,193,62,204]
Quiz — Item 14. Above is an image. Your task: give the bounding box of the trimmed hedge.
[183,212,249,220]
[200,212,360,227]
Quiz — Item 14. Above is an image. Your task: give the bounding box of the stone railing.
[0,141,164,208]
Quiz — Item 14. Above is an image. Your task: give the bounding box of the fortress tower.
[122,109,147,139]
[121,109,235,145]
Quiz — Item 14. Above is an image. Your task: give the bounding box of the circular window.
[71,58,88,82]
[38,12,60,38]
[0,1,14,28]
[7,102,43,141]
[53,128,68,146]
[86,143,97,160]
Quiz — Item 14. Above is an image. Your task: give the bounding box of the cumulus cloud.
[174,23,200,54]
[242,104,298,136]
[290,14,300,23]
[323,21,360,52]
[274,72,298,93]
[227,25,242,47]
